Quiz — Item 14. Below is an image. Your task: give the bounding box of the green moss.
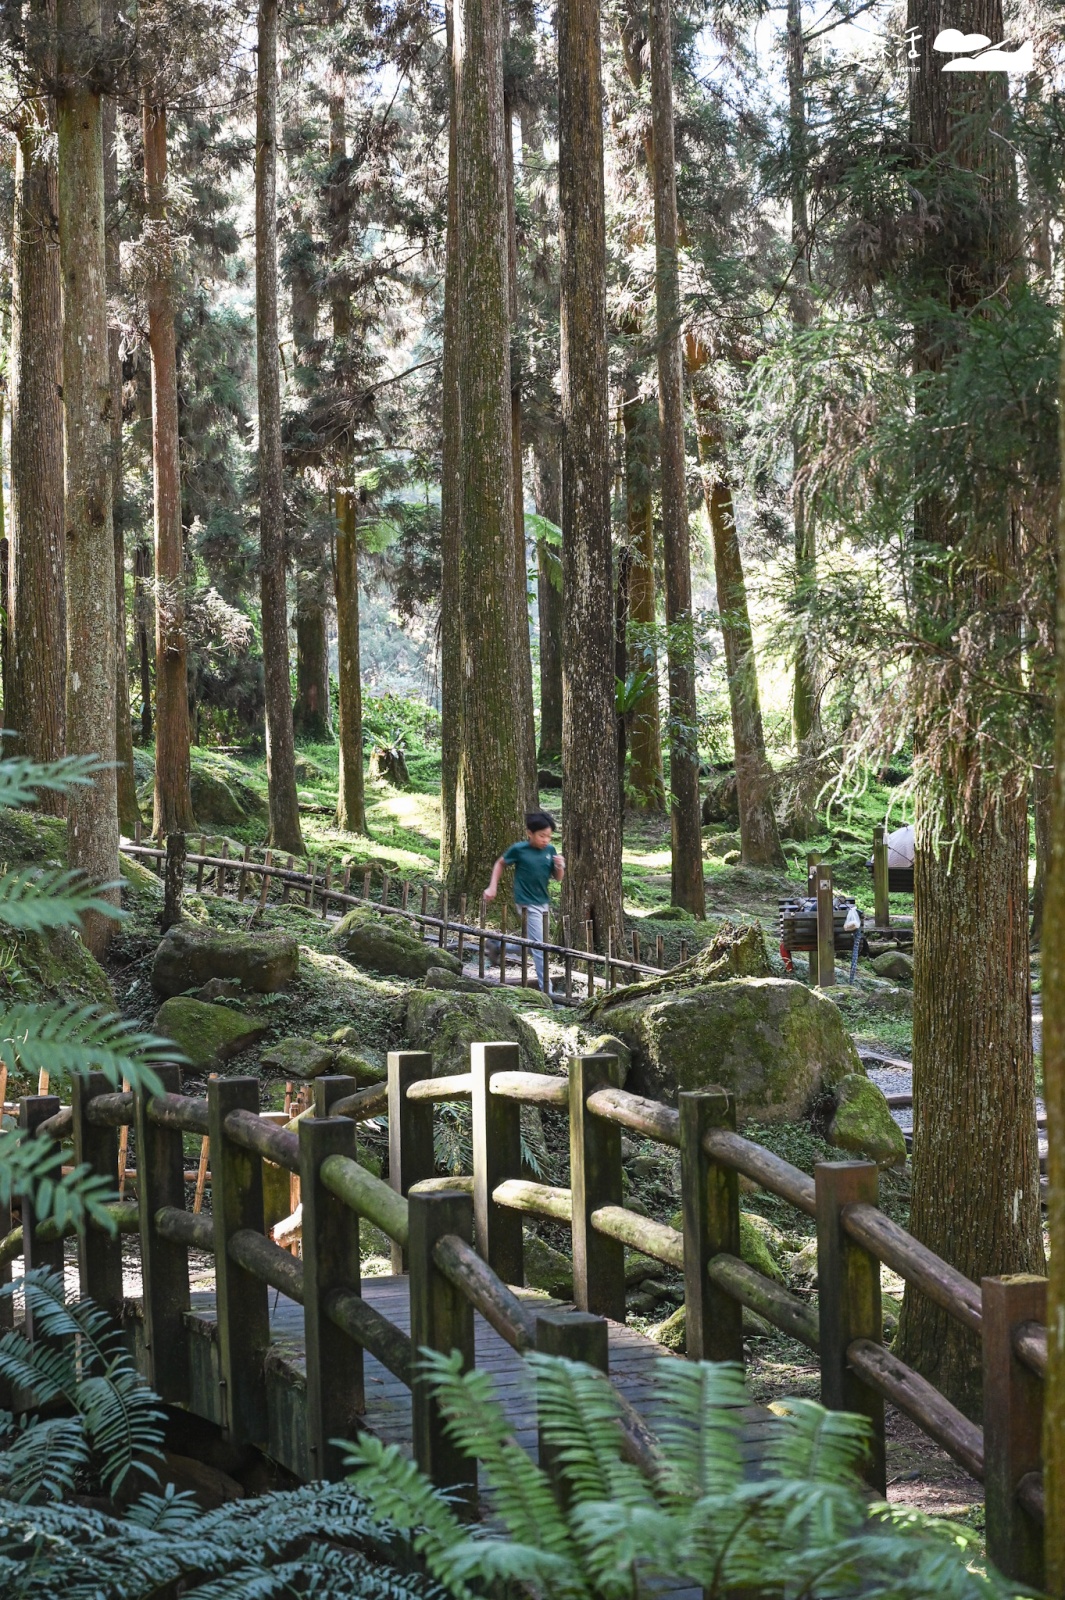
[335,907,462,979]
[153,997,267,1069]
[828,1073,907,1167]
[405,988,545,1077]
[4,927,114,1008]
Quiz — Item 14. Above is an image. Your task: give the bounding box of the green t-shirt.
[503,839,557,906]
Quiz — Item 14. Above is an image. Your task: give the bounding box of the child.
[483,812,565,994]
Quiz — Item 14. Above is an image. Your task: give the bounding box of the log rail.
[4,1041,1050,1588]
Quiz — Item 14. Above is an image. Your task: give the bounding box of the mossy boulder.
[423,966,492,994]
[153,997,267,1069]
[870,950,914,982]
[336,907,462,980]
[11,927,114,1007]
[119,852,163,901]
[827,1073,906,1167]
[599,976,861,1118]
[189,769,246,826]
[260,1038,336,1079]
[649,1301,770,1351]
[405,988,544,1078]
[293,754,325,781]
[669,1208,784,1283]
[524,1235,573,1297]
[152,925,299,996]
[584,1034,632,1082]
[592,920,770,1017]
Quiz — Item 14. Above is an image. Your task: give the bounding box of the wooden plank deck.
[190,1274,769,1465]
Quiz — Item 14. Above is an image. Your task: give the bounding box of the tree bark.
[439,0,462,881]
[334,490,366,832]
[648,0,704,917]
[688,352,783,867]
[56,0,120,953]
[557,0,624,948]
[255,0,304,854]
[9,24,66,807]
[895,0,1041,1416]
[504,76,537,811]
[1041,283,1065,1600]
[450,0,527,896]
[530,436,563,765]
[786,0,819,765]
[293,579,332,742]
[134,537,153,742]
[622,381,665,813]
[143,94,194,837]
[1033,760,1052,945]
[105,51,140,835]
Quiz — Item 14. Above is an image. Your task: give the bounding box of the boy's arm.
[552,852,565,880]
[483,857,506,900]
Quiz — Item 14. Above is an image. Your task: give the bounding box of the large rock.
[153,997,267,1069]
[828,1073,906,1167]
[870,950,914,982]
[701,771,739,825]
[336,907,461,980]
[423,966,492,994]
[598,976,861,1119]
[190,769,246,826]
[14,927,113,1008]
[260,1038,336,1079]
[405,988,544,1078]
[152,925,299,996]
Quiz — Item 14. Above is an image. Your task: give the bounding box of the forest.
[0,0,1063,1592]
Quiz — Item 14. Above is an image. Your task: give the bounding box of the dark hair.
[525,810,555,832]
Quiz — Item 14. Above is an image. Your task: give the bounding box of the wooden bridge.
[2,1044,1050,1588]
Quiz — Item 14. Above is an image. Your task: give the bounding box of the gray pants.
[488,903,550,990]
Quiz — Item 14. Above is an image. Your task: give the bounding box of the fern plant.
[0,1269,165,1503]
[0,753,180,1236]
[347,1352,1020,1600]
[0,1480,442,1599]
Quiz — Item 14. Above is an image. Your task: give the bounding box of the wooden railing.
[121,836,677,999]
[4,1047,1048,1587]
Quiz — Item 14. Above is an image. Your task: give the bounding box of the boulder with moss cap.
[405,987,544,1077]
[152,924,299,996]
[153,997,266,1069]
[336,906,462,980]
[827,1073,906,1166]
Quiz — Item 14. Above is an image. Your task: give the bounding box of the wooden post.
[300,1114,363,1479]
[215,837,229,896]
[408,1186,477,1506]
[569,1054,625,1320]
[401,879,410,910]
[655,933,664,968]
[872,824,889,930]
[478,895,487,979]
[585,919,595,999]
[520,906,529,987]
[19,1095,64,1334]
[321,864,332,919]
[815,1160,885,1492]
[382,872,391,908]
[314,1074,358,1117]
[134,1063,191,1403]
[237,843,251,902]
[305,858,316,909]
[365,867,373,901]
[387,1051,435,1273]
[607,927,616,990]
[419,880,428,918]
[457,893,467,959]
[439,888,448,949]
[342,864,352,896]
[500,902,508,982]
[542,907,551,994]
[71,1072,124,1321]
[281,853,294,903]
[815,863,835,987]
[471,1042,522,1285]
[679,1089,742,1362]
[679,939,689,964]
[806,850,822,891]
[208,1076,270,1446]
[162,831,186,931]
[535,1308,609,1491]
[982,1274,1046,1589]
[196,833,207,891]
[257,850,273,909]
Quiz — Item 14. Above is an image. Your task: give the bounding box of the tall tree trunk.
[504,75,537,811]
[144,94,194,837]
[894,0,1041,1415]
[56,0,120,953]
[439,0,462,880]
[688,350,783,867]
[615,543,632,824]
[530,436,563,765]
[134,537,153,742]
[450,0,526,896]
[327,51,365,834]
[622,381,665,813]
[9,26,66,808]
[292,578,331,741]
[334,491,366,832]
[787,0,819,769]
[255,0,304,854]
[1041,275,1065,1600]
[104,47,139,834]
[1034,760,1052,945]
[557,0,624,948]
[649,0,704,917]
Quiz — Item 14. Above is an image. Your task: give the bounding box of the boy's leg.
[525,904,547,990]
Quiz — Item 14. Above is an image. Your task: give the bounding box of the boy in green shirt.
[483,811,565,994]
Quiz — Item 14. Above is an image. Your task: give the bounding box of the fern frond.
[526,1351,648,1510]
[417,1348,577,1564]
[761,1395,871,1489]
[648,1359,746,1505]
[0,869,125,933]
[0,755,105,812]
[0,1003,176,1092]
[0,1137,120,1236]
[0,1415,89,1503]
[125,1482,202,1532]
[345,1433,474,1599]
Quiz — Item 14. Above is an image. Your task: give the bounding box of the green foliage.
[0,1270,165,1502]
[348,1352,1014,1600]
[0,1479,441,1600]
